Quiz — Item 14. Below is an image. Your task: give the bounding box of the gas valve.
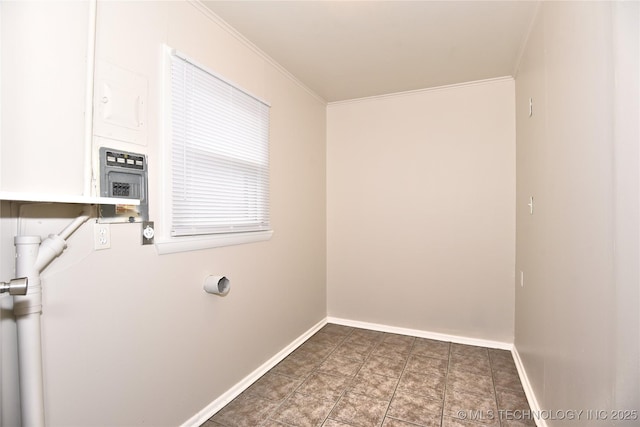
[0,277,28,295]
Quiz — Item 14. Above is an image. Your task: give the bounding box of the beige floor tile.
[318,354,364,377]
[360,354,406,378]
[397,368,446,401]
[271,349,325,378]
[382,333,416,346]
[329,392,390,427]
[446,369,495,397]
[495,387,529,411]
[298,339,339,360]
[443,390,499,426]
[271,392,336,427]
[382,418,427,427]
[449,352,491,377]
[211,394,279,427]
[334,340,375,362]
[387,391,442,426]
[411,338,451,360]
[441,416,489,426]
[349,371,399,401]
[500,419,539,427]
[450,344,489,359]
[246,372,304,402]
[405,354,448,374]
[297,371,352,402]
[495,388,535,426]
[321,324,355,337]
[345,333,383,349]
[492,369,524,393]
[323,419,356,427]
[487,348,512,363]
[490,359,519,378]
[350,328,385,342]
[309,331,348,348]
[372,340,413,360]
[382,334,416,350]
[488,350,517,373]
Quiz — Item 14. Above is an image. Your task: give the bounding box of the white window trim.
[155,229,274,255]
[156,45,273,255]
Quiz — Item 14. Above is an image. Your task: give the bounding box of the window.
[158,48,272,254]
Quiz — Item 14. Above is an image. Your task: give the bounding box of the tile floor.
[202,324,535,427]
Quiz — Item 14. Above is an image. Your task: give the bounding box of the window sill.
[155,230,273,255]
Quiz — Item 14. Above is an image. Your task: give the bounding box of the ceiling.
[203,1,539,102]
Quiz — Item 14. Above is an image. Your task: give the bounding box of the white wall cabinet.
[0,1,92,197]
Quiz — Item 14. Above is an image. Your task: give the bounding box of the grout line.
[381,334,417,423]
[489,350,502,427]
[441,342,453,426]
[318,326,360,426]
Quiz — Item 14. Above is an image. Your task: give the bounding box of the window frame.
[157,45,273,255]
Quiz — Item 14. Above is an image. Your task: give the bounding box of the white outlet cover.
[93,223,111,250]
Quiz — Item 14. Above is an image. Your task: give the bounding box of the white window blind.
[170,52,270,237]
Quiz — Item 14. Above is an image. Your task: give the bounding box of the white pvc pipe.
[33,234,66,275]
[13,214,91,427]
[13,236,45,427]
[58,214,90,241]
[15,309,44,427]
[203,275,231,296]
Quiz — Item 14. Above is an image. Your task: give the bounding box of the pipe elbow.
[33,234,66,273]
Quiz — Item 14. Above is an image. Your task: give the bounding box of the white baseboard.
[180,318,327,427]
[327,316,513,350]
[512,344,547,427]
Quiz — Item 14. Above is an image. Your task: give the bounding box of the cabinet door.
[1,1,90,195]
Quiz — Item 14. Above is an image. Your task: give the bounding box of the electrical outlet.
[94,223,111,250]
[142,221,155,245]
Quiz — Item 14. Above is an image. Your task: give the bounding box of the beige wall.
[0,1,326,425]
[515,1,639,418]
[326,79,516,343]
